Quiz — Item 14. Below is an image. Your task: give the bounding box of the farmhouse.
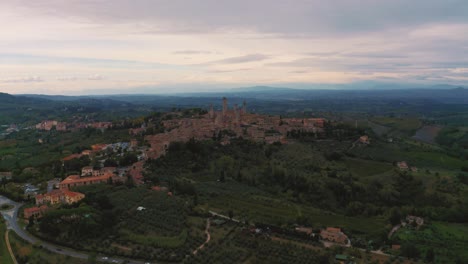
[320,227,348,244]
[396,161,409,170]
[359,135,370,144]
[0,171,12,180]
[35,189,85,205]
[24,205,48,219]
[60,174,113,189]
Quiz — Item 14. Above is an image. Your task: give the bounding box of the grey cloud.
[10,0,468,36]
[209,54,270,64]
[208,68,252,73]
[343,52,408,59]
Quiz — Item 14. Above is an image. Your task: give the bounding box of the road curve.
[0,195,147,264]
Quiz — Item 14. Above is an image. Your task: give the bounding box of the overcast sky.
[1,0,468,95]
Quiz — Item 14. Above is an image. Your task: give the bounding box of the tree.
[88,252,97,263]
[389,207,402,226]
[1,177,6,189]
[425,248,435,263]
[401,243,420,259]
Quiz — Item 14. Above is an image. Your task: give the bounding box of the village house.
[295,226,314,236]
[35,189,85,205]
[391,244,401,250]
[62,153,83,161]
[81,149,93,155]
[406,215,424,226]
[59,174,113,189]
[335,254,351,264]
[89,122,113,130]
[0,171,12,180]
[81,166,94,176]
[359,135,370,144]
[24,205,48,219]
[397,161,409,170]
[56,122,67,131]
[320,227,349,244]
[35,120,58,131]
[91,143,108,152]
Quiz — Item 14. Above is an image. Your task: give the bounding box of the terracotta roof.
[62,154,82,161]
[61,174,112,185]
[24,207,40,214]
[326,227,341,233]
[62,189,84,197]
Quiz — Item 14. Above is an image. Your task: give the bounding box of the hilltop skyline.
[1,0,468,95]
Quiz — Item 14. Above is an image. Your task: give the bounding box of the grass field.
[403,151,466,169]
[393,221,468,263]
[198,181,387,239]
[0,128,132,170]
[0,219,14,264]
[8,229,86,264]
[344,158,393,178]
[371,117,422,133]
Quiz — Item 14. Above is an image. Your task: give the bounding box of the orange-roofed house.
[397,161,409,170]
[320,227,349,244]
[62,190,85,204]
[62,154,82,161]
[359,135,370,144]
[35,189,85,205]
[91,144,108,152]
[392,244,401,250]
[151,186,168,192]
[81,150,92,155]
[24,205,48,219]
[60,174,113,190]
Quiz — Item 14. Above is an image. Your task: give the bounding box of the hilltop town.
[144,98,325,159]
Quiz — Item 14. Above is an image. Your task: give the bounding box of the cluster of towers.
[208,97,247,125]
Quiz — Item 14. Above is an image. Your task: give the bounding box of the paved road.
[0,195,148,264]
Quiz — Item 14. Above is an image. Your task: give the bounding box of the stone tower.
[234,104,240,124]
[242,100,247,114]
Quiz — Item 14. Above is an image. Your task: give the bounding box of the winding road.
[0,195,147,264]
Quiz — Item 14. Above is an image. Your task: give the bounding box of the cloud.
[7,1,468,37]
[88,74,104,80]
[0,76,43,83]
[207,68,252,73]
[57,76,78,81]
[209,54,270,64]
[173,50,212,55]
[1,1,468,93]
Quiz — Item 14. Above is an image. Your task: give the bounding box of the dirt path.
[193,218,211,255]
[5,230,18,264]
[388,224,401,239]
